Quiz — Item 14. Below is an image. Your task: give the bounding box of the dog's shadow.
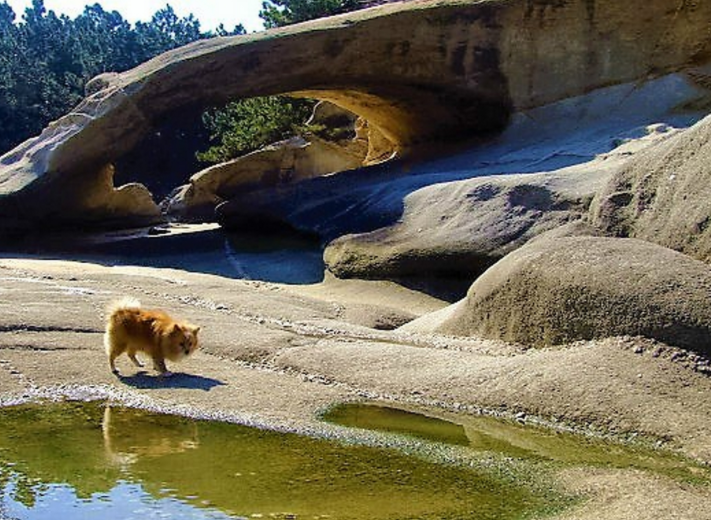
[117,371,226,391]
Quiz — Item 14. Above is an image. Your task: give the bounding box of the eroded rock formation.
[216,73,708,283]
[402,231,711,354]
[163,135,366,221]
[592,111,711,263]
[0,0,709,231]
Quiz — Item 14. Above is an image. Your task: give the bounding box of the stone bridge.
[0,0,709,231]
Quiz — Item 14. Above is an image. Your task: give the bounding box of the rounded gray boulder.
[404,234,711,353]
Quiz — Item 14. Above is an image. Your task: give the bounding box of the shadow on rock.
[117,371,226,391]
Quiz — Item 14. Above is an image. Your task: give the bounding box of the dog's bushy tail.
[105,297,141,318]
[104,297,141,356]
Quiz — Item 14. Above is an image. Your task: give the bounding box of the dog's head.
[166,323,201,360]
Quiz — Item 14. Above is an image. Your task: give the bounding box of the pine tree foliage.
[259,0,361,28]
[197,96,316,163]
[0,0,244,154]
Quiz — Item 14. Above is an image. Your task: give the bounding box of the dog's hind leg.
[127,349,144,368]
[107,349,122,375]
[104,333,125,376]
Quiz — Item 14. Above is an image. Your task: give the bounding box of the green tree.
[0,0,215,155]
[213,23,247,37]
[3,0,82,148]
[196,0,365,165]
[132,5,202,62]
[0,2,19,152]
[72,4,134,74]
[260,0,361,28]
[197,96,316,163]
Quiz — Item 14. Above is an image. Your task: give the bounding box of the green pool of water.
[0,402,560,520]
[322,403,711,483]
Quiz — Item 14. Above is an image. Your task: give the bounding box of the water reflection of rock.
[326,404,708,480]
[0,402,536,519]
[102,406,200,468]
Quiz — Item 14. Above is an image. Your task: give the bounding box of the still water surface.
[323,403,710,480]
[0,402,550,520]
[2,402,707,519]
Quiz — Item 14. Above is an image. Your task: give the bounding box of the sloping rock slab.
[592,112,711,263]
[218,73,707,258]
[163,136,365,221]
[402,234,711,354]
[323,161,614,279]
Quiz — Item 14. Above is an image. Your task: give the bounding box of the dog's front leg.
[152,355,172,377]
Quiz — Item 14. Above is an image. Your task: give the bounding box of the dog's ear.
[193,326,201,335]
[171,323,181,335]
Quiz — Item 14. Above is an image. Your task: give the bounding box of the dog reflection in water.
[102,405,199,467]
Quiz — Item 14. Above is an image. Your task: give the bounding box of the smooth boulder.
[592,111,711,264]
[402,234,711,353]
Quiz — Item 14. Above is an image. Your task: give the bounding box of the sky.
[4,0,266,33]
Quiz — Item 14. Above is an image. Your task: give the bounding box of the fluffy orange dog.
[104,298,200,377]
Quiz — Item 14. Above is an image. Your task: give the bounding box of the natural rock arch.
[0,0,709,231]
